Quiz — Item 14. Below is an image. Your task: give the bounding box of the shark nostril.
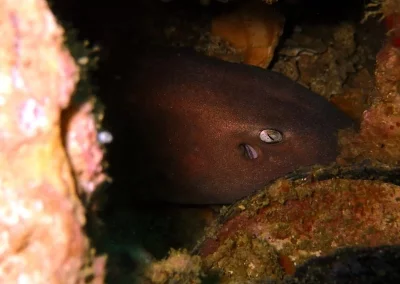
[259,129,283,144]
[240,143,259,160]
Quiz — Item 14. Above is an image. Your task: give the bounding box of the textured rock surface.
[0,0,92,282]
[196,165,400,283]
[338,43,400,165]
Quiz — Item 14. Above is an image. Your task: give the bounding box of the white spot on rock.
[19,99,48,136]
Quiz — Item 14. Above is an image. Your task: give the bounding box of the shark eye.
[239,143,259,160]
[259,129,283,144]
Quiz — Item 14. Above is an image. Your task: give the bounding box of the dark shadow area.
[282,245,400,284]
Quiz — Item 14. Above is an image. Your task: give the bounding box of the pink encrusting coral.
[65,100,108,200]
[0,0,106,282]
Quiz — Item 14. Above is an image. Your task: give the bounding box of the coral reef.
[64,98,109,202]
[0,0,106,282]
[338,37,400,164]
[196,164,400,283]
[272,22,376,121]
[39,0,400,283]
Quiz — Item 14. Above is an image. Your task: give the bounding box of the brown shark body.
[113,48,353,204]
